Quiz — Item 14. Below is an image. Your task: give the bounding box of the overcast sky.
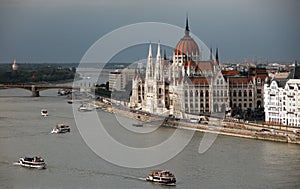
[0,0,299,63]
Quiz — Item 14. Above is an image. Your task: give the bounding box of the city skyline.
[0,0,300,63]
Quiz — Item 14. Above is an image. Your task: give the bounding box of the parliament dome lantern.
[174,16,200,57]
[12,59,18,71]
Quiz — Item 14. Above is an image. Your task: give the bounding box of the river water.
[0,88,300,189]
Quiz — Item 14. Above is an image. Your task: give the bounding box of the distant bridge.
[0,84,81,97]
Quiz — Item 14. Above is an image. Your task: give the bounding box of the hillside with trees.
[0,64,78,84]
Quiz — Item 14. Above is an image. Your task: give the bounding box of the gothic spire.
[155,42,162,81]
[156,41,161,60]
[146,43,154,79]
[148,42,152,59]
[185,13,190,36]
[186,13,189,31]
[215,48,219,66]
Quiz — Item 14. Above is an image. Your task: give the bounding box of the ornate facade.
[222,67,268,112]
[129,17,228,117]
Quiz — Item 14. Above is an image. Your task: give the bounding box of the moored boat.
[146,170,176,185]
[132,123,143,127]
[41,109,48,117]
[51,124,70,134]
[78,103,95,112]
[14,156,46,169]
[58,89,71,96]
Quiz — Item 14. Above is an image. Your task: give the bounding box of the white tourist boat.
[41,109,48,117]
[13,156,46,169]
[146,170,176,185]
[51,124,70,134]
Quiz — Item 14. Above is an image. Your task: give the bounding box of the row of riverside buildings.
[264,65,300,127]
[109,16,300,127]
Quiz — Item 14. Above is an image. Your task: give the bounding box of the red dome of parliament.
[174,17,199,56]
[175,35,199,56]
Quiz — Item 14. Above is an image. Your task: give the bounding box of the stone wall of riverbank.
[94,100,300,145]
[163,120,300,144]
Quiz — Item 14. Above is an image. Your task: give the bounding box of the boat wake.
[12,162,21,166]
[121,175,146,181]
[0,131,50,139]
[0,161,11,166]
[49,165,147,183]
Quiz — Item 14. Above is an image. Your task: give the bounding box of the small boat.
[51,124,70,134]
[41,109,48,117]
[13,156,46,169]
[146,170,176,185]
[67,99,86,104]
[67,100,74,104]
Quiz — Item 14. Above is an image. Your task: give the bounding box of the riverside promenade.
[94,100,300,145]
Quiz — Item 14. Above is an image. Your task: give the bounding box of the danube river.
[0,88,300,189]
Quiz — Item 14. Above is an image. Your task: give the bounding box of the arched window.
[239,90,242,97]
[249,91,252,97]
[233,90,236,97]
[195,90,198,97]
[200,91,204,97]
[244,90,247,97]
[206,90,209,97]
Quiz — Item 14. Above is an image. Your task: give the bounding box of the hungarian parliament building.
[128,17,267,118]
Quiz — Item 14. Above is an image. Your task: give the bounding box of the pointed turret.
[210,48,213,61]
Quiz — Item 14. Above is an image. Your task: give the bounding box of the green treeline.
[0,64,77,84]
